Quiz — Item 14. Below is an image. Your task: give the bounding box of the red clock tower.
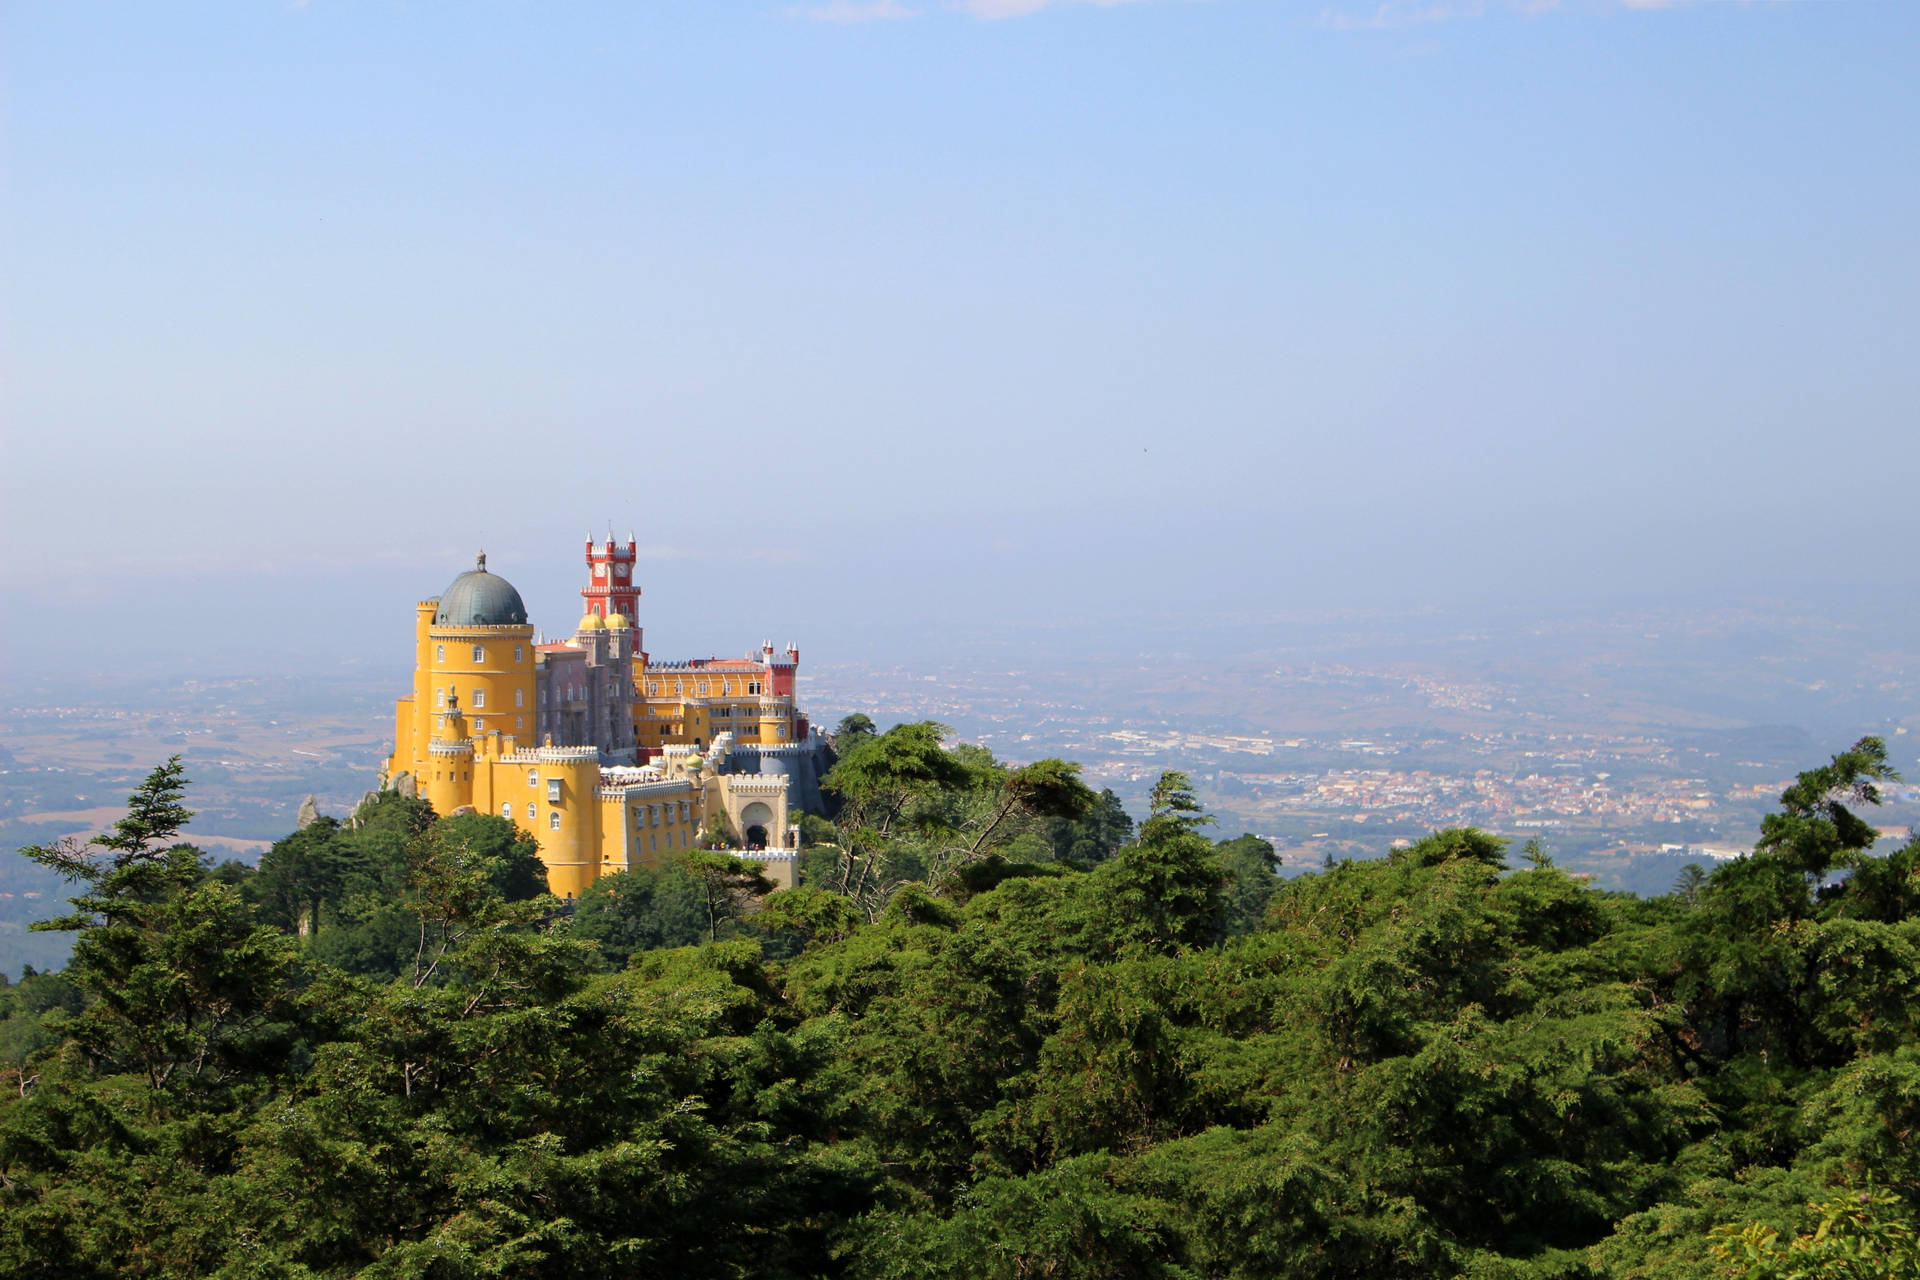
[582,535,640,626]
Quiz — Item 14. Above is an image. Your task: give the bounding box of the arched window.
[514,644,524,662]
[501,803,512,820]
[514,689,524,707]
[549,811,561,830]
[472,645,486,663]
[436,644,445,662]
[527,768,538,786]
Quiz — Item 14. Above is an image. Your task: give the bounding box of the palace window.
[436,688,446,708]
[527,768,538,786]
[472,645,485,663]
[748,682,761,696]
[436,644,445,662]
[472,689,486,708]
[650,834,657,854]
[501,803,512,820]
[514,689,524,708]
[526,801,536,821]
[610,641,619,658]
[547,779,562,803]
[474,717,485,730]
[514,644,524,662]
[515,715,524,730]
[550,812,562,830]
[722,681,732,696]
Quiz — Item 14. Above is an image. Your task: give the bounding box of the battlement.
[427,739,473,757]
[600,765,664,786]
[503,745,601,765]
[648,656,773,672]
[597,778,694,801]
[738,742,810,758]
[428,622,536,636]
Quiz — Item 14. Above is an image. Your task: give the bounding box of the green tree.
[569,862,709,966]
[1713,1185,1920,1279]
[836,712,877,740]
[822,721,974,910]
[1086,771,1224,953]
[682,850,774,943]
[1048,787,1135,869]
[18,757,301,1096]
[929,757,1098,886]
[1674,862,1708,907]
[1756,736,1895,878]
[1216,833,1280,937]
[248,815,347,937]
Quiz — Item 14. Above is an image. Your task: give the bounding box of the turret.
[426,690,475,816]
[529,745,604,898]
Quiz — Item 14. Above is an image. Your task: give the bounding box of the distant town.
[6,600,1920,929]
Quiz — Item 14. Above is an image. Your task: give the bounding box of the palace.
[381,539,827,896]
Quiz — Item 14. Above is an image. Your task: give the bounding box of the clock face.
[614,564,629,580]
[594,563,607,578]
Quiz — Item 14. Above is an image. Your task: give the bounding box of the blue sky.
[4,1,1917,673]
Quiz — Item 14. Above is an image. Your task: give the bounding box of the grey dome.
[434,554,529,626]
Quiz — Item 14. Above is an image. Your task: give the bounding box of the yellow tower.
[426,693,475,816]
[387,553,536,802]
[527,746,602,898]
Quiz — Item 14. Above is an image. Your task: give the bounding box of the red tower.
[582,535,641,622]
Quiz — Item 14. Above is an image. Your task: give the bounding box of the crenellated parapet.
[427,623,537,636]
[724,775,789,796]
[503,744,601,765]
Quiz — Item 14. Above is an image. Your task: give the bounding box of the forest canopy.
[2,731,1917,1279]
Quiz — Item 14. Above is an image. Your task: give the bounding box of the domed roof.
[578,613,607,632]
[605,612,630,630]
[434,554,529,627]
